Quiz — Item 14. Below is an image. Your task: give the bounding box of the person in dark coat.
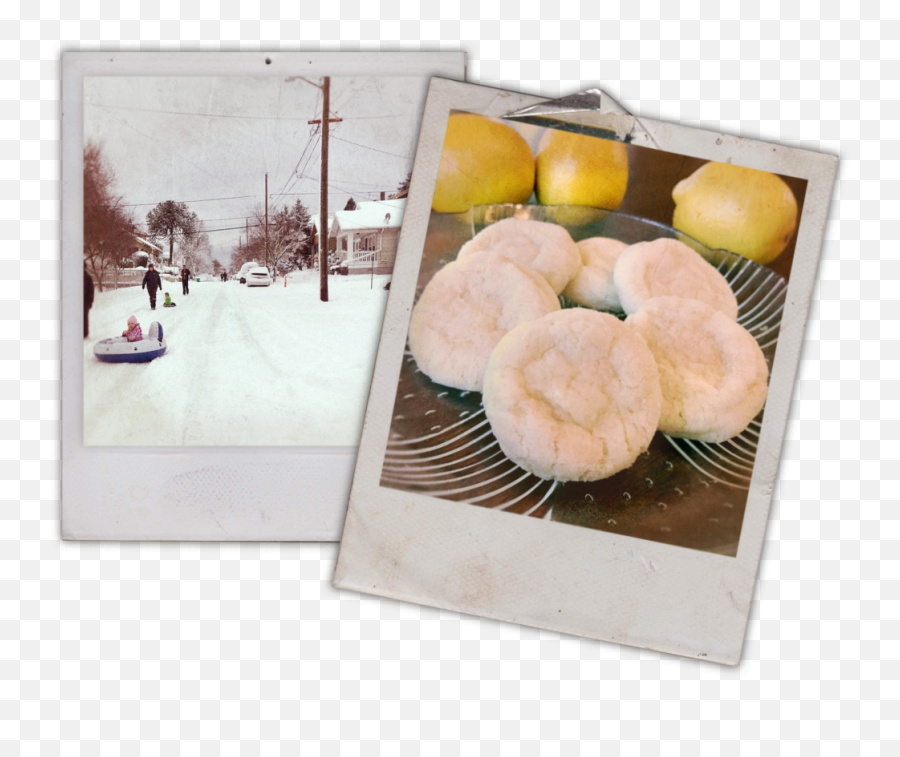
[84,262,94,338]
[180,265,192,296]
[142,262,163,311]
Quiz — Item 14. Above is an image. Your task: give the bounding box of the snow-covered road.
[84,271,391,446]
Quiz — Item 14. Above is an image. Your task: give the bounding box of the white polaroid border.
[61,52,465,541]
[334,79,837,664]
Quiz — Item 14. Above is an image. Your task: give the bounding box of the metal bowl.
[380,205,787,556]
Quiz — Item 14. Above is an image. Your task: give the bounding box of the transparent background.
[2,3,896,752]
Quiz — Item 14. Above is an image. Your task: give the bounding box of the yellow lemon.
[672,162,798,266]
[534,130,629,210]
[432,113,535,214]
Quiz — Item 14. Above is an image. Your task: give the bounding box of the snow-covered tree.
[179,223,213,274]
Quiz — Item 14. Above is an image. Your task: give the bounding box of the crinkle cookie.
[483,308,662,482]
[613,237,739,319]
[562,236,630,311]
[626,296,769,443]
[408,251,560,391]
[457,217,581,295]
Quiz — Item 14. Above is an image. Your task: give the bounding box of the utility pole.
[308,77,342,302]
[265,173,269,273]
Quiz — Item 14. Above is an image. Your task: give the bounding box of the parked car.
[237,261,259,284]
[246,266,273,287]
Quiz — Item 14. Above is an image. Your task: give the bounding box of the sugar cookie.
[483,308,662,481]
[562,236,629,311]
[408,251,561,391]
[626,296,768,443]
[458,217,581,295]
[613,237,738,319]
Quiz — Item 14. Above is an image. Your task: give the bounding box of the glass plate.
[380,205,787,556]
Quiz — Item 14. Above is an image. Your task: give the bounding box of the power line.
[269,88,322,204]
[330,135,412,160]
[87,100,251,202]
[134,222,264,234]
[270,130,318,203]
[87,101,409,121]
[122,195,257,208]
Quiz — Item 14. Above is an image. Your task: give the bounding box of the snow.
[83,271,392,446]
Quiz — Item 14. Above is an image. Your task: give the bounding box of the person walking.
[180,265,192,296]
[83,261,94,338]
[142,262,163,311]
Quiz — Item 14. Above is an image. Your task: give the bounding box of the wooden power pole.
[308,77,342,302]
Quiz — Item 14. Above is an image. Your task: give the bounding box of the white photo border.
[61,52,466,541]
[334,78,837,664]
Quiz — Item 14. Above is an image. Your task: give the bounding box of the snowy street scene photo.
[83,76,423,446]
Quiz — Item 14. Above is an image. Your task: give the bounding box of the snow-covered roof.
[331,199,406,233]
[134,235,164,252]
[309,213,334,234]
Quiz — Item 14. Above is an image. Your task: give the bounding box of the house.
[311,199,406,275]
[131,236,165,266]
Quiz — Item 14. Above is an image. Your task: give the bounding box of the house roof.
[309,213,334,235]
[134,235,164,253]
[330,199,406,234]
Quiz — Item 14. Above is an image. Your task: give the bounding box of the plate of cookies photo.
[379,110,808,558]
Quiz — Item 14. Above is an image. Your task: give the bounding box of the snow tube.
[93,322,167,363]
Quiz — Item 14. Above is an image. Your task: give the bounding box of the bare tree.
[83,141,135,292]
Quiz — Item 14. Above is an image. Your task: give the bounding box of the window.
[360,233,378,251]
[353,232,380,260]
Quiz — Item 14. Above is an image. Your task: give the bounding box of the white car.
[238,261,259,284]
[245,266,273,287]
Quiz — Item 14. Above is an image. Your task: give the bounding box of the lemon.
[672,162,798,266]
[534,130,629,210]
[432,113,535,214]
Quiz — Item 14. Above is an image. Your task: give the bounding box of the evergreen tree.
[146,201,199,265]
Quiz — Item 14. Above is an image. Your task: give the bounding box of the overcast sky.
[84,76,428,262]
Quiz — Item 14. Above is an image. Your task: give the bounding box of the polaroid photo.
[334,79,837,664]
[62,52,465,541]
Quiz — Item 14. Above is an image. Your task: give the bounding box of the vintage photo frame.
[334,79,837,663]
[62,52,465,541]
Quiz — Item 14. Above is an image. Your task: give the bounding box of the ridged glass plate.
[380,205,787,556]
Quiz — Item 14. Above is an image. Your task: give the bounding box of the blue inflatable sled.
[93,322,167,363]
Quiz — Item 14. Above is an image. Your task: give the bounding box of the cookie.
[408,251,561,391]
[562,236,629,311]
[625,296,768,443]
[483,308,662,482]
[457,217,582,295]
[613,237,739,319]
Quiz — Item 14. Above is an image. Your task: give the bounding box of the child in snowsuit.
[122,315,143,342]
[163,293,176,308]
